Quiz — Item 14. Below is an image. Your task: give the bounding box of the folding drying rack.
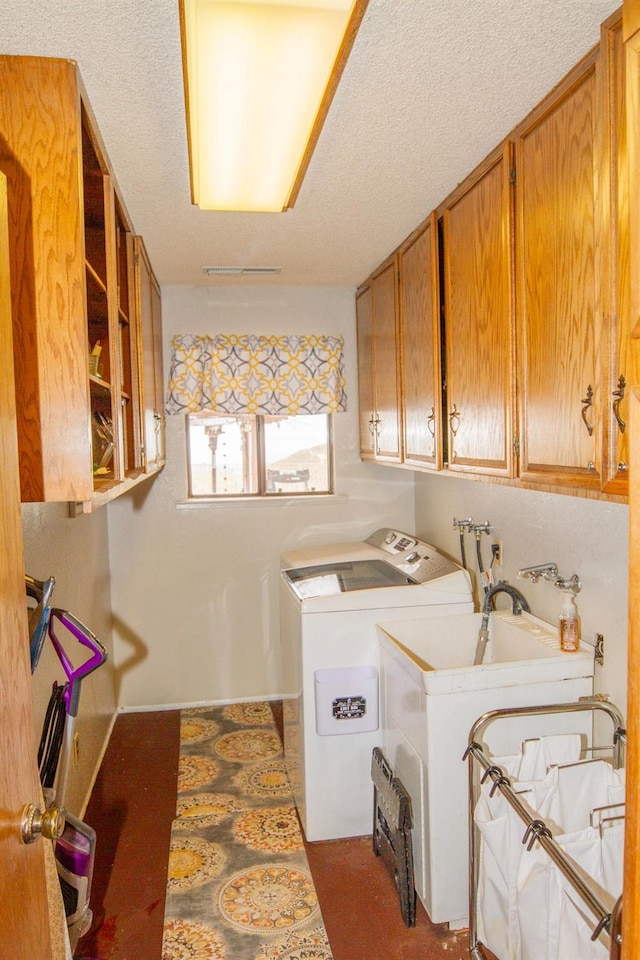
[464,699,627,960]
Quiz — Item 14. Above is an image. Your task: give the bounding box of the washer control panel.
[365,528,460,583]
[373,529,418,554]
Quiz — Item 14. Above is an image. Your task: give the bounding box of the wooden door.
[626,1,640,342]
[398,213,442,470]
[623,3,640,956]
[441,142,516,476]
[515,49,603,490]
[625,391,640,960]
[371,256,402,462]
[356,282,375,459]
[0,172,55,958]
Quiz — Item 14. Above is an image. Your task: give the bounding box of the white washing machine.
[280,528,473,841]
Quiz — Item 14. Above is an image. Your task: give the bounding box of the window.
[186,412,333,498]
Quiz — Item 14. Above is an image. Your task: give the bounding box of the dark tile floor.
[77,705,471,960]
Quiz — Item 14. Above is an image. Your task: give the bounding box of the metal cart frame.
[464,699,626,960]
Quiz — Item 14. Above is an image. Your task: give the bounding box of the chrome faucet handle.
[518,564,581,594]
[554,574,582,594]
[453,517,474,532]
[517,563,558,583]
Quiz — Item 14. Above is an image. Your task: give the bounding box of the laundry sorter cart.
[464,699,626,960]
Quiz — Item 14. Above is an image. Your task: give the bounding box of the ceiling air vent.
[203,266,282,276]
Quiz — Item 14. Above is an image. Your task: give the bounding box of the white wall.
[107,285,415,709]
[107,284,630,722]
[22,502,116,814]
[413,473,629,716]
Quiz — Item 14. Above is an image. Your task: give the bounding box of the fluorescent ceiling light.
[180,0,369,212]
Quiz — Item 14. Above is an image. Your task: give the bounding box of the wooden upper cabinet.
[441,142,516,477]
[0,55,162,507]
[356,256,402,463]
[0,57,93,501]
[398,213,442,470]
[356,282,375,459]
[134,236,165,473]
[515,49,603,490]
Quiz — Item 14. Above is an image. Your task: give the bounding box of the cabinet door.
[441,142,516,476]
[83,122,122,492]
[0,57,93,502]
[515,50,603,490]
[628,7,640,355]
[625,0,640,39]
[150,272,165,466]
[114,201,143,476]
[135,236,165,473]
[600,13,640,495]
[398,214,442,470]
[371,257,402,463]
[356,283,375,459]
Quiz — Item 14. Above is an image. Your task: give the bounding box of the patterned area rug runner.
[162,702,333,960]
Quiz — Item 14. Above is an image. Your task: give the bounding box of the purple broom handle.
[48,609,108,716]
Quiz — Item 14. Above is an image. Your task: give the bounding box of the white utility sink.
[377,609,594,694]
[377,609,595,928]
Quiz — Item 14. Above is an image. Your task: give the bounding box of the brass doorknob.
[20,803,66,844]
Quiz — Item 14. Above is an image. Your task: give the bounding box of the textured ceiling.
[0,0,622,287]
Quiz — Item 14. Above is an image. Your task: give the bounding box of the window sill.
[175,493,349,509]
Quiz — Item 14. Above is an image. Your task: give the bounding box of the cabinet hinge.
[512,435,520,456]
[509,167,516,184]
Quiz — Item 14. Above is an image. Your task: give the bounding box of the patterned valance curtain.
[165,333,347,416]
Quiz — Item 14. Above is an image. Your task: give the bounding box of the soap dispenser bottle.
[559,593,580,652]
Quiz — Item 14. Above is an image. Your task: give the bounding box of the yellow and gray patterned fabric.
[165,334,346,416]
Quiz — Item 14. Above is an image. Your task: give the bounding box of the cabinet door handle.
[449,404,461,437]
[427,406,436,457]
[581,385,594,437]
[153,410,164,435]
[612,374,626,434]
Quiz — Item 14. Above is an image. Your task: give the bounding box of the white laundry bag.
[555,822,624,960]
[475,753,522,960]
[474,735,583,960]
[516,760,625,960]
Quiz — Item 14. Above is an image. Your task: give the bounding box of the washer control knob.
[384,532,396,544]
[406,552,420,564]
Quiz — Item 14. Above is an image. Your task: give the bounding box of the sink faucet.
[518,562,581,594]
[473,581,531,666]
[518,562,559,584]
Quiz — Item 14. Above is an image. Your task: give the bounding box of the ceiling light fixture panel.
[180,0,369,213]
[203,265,282,275]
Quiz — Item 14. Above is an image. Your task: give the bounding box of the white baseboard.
[118,693,295,714]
